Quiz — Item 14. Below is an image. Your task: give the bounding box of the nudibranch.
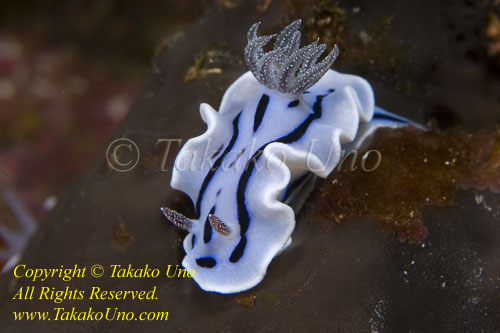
[162,20,412,294]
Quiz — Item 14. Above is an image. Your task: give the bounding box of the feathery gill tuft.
[244,19,339,95]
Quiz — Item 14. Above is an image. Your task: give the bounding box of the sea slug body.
[162,19,412,294]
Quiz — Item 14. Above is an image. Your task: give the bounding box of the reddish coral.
[0,34,138,219]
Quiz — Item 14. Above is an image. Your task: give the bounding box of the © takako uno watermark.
[106,138,382,173]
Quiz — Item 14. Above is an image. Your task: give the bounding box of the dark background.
[0,0,500,331]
